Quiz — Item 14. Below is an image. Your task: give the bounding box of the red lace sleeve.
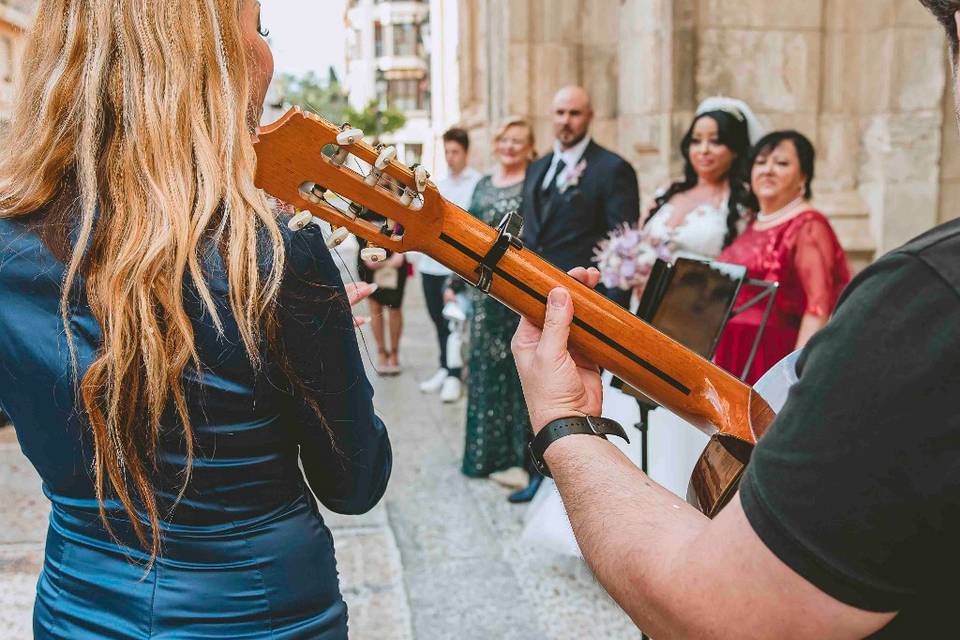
[793,216,845,317]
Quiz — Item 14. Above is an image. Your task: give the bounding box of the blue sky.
[262,0,348,80]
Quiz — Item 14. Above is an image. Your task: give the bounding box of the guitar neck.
[248,107,770,446]
[431,200,768,445]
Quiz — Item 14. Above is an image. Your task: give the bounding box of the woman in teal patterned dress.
[459,117,537,478]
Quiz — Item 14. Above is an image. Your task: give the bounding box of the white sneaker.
[440,376,462,403]
[419,368,448,393]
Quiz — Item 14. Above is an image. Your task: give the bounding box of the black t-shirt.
[740,219,960,638]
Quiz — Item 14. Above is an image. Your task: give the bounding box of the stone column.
[618,0,698,203]
[458,0,621,167]
[838,1,947,254]
[938,53,960,224]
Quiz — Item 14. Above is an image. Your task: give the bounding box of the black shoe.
[508,473,543,503]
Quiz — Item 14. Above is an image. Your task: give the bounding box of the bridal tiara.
[696,97,746,122]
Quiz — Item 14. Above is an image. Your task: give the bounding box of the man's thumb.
[538,287,573,358]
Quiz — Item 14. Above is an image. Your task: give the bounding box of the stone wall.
[458,0,956,266]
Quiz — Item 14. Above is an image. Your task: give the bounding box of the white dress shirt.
[416,166,482,276]
[540,135,592,191]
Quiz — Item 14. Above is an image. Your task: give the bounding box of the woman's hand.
[345,282,377,327]
[512,267,604,434]
[386,253,405,269]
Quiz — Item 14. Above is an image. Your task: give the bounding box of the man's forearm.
[545,434,711,636]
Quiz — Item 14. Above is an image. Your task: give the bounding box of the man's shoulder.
[529,153,552,170]
[585,141,631,168]
[893,218,960,257]
[879,219,960,300]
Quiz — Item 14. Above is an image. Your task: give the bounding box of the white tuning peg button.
[414,166,430,193]
[288,210,314,231]
[326,226,350,249]
[400,187,416,207]
[360,246,387,263]
[335,128,364,146]
[375,146,397,170]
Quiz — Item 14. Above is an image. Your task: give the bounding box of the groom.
[510,86,640,503]
[520,86,640,309]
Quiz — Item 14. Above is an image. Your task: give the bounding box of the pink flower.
[592,223,673,291]
[559,160,588,193]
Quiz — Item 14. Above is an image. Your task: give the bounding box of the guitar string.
[298,97,403,377]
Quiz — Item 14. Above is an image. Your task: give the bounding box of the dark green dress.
[462,175,530,477]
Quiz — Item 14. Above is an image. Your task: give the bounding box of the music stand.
[611,258,778,471]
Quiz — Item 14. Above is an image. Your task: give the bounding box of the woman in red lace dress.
[714,130,850,384]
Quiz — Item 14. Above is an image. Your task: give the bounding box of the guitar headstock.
[253,107,443,254]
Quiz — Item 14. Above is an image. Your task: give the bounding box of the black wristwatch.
[529,416,630,479]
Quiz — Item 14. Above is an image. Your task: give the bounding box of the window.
[385,77,429,112]
[392,23,420,57]
[347,29,362,60]
[0,37,12,84]
[374,22,384,58]
[404,144,423,166]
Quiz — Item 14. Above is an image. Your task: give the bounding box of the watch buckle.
[584,415,602,436]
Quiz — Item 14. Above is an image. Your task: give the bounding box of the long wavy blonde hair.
[0,0,284,564]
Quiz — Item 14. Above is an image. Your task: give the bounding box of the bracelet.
[529,416,629,478]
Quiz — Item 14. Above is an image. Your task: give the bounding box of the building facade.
[0,0,33,137]
[457,0,958,267]
[345,0,435,169]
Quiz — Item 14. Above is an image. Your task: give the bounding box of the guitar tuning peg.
[375,146,397,170]
[400,186,416,207]
[288,210,314,231]
[360,246,387,263]
[346,202,363,220]
[330,147,350,167]
[380,219,397,236]
[364,167,383,187]
[326,225,350,249]
[336,128,364,146]
[414,165,430,193]
[298,182,324,204]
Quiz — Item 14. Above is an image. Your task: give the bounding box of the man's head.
[442,128,470,175]
[921,1,960,124]
[551,86,594,150]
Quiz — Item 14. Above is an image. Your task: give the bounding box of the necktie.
[543,159,567,199]
[540,159,567,221]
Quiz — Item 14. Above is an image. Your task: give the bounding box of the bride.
[523,97,763,554]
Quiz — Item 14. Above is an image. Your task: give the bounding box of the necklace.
[754,196,807,229]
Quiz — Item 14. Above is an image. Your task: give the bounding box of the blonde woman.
[0,1,391,637]
[455,118,535,481]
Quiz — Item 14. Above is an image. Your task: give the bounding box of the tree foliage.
[277,68,406,141]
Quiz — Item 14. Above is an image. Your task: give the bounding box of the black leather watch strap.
[529,416,630,479]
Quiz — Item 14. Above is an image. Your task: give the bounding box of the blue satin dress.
[0,213,392,639]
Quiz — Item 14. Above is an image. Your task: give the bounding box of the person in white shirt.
[417,128,482,402]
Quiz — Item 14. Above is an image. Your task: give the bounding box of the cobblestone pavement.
[0,262,640,639]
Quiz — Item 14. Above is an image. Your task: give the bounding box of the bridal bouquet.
[593,223,673,291]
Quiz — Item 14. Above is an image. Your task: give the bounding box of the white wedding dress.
[522,198,732,556]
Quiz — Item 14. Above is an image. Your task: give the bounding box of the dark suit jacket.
[520,139,640,306]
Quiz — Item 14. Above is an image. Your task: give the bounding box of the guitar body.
[252,108,778,517]
[689,351,796,515]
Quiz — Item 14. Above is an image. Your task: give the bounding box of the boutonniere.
[559,159,588,193]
